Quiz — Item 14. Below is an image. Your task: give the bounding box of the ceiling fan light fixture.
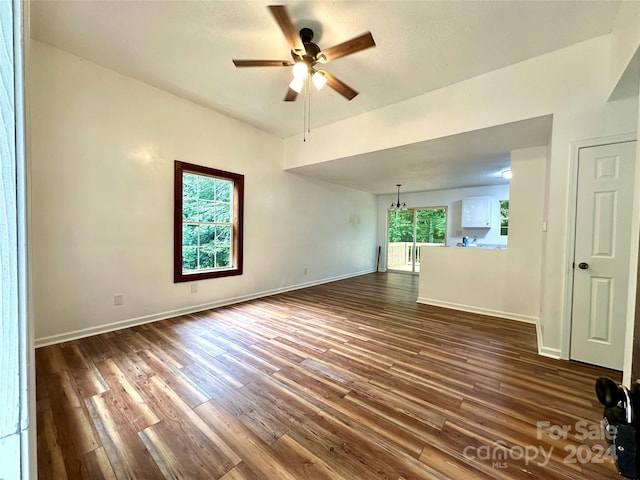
[289,76,305,94]
[312,71,327,90]
[292,61,308,79]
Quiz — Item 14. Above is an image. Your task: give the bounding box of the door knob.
[578,262,589,270]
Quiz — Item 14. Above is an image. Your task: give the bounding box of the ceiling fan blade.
[268,5,305,55]
[318,32,375,63]
[233,59,293,67]
[284,88,298,102]
[322,71,358,100]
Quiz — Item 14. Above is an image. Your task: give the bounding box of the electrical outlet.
[114,294,123,306]
[191,283,198,294]
[304,267,308,275]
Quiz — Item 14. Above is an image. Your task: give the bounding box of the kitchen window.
[500,200,509,236]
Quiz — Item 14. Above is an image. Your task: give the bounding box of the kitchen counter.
[451,243,507,249]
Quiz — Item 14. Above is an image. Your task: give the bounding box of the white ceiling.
[30,1,621,193]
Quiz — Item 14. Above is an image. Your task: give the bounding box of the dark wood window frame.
[174,160,244,282]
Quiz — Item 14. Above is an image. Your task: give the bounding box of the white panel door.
[570,141,636,370]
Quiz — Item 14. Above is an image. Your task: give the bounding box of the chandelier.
[390,184,407,211]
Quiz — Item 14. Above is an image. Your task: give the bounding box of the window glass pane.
[182,246,198,270]
[198,200,215,222]
[416,209,446,244]
[215,225,231,245]
[215,179,232,203]
[199,246,215,269]
[198,175,215,200]
[199,224,215,245]
[183,173,199,199]
[215,246,230,268]
[388,210,414,242]
[183,224,198,246]
[183,198,198,222]
[215,201,231,223]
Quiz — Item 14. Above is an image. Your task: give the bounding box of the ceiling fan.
[232,5,376,102]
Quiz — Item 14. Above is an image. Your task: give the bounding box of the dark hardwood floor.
[36,272,622,479]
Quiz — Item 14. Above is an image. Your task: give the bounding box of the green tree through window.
[500,200,509,236]
[388,208,446,244]
[182,173,233,271]
[417,209,446,244]
[388,210,414,242]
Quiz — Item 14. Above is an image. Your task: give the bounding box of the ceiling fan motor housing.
[294,28,321,64]
[299,27,314,43]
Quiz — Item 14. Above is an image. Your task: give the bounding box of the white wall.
[418,248,515,317]
[505,147,546,327]
[283,33,639,359]
[30,41,377,345]
[417,147,546,324]
[376,183,509,270]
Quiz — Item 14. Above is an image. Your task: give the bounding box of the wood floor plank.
[270,433,349,480]
[85,393,165,480]
[418,442,499,480]
[79,447,117,480]
[242,373,322,421]
[139,421,233,479]
[218,462,267,480]
[139,375,243,467]
[38,344,70,373]
[36,397,69,480]
[194,399,298,480]
[94,358,160,432]
[42,370,100,458]
[293,407,448,480]
[37,272,622,479]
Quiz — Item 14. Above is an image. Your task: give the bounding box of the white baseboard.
[536,320,544,356]
[416,297,539,324]
[35,269,376,348]
[538,345,562,359]
[534,318,563,359]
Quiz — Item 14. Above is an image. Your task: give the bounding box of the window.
[500,200,509,236]
[174,161,244,282]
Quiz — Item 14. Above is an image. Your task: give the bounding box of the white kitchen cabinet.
[461,196,492,228]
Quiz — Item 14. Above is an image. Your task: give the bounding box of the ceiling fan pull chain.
[303,78,307,142]
[307,77,311,134]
